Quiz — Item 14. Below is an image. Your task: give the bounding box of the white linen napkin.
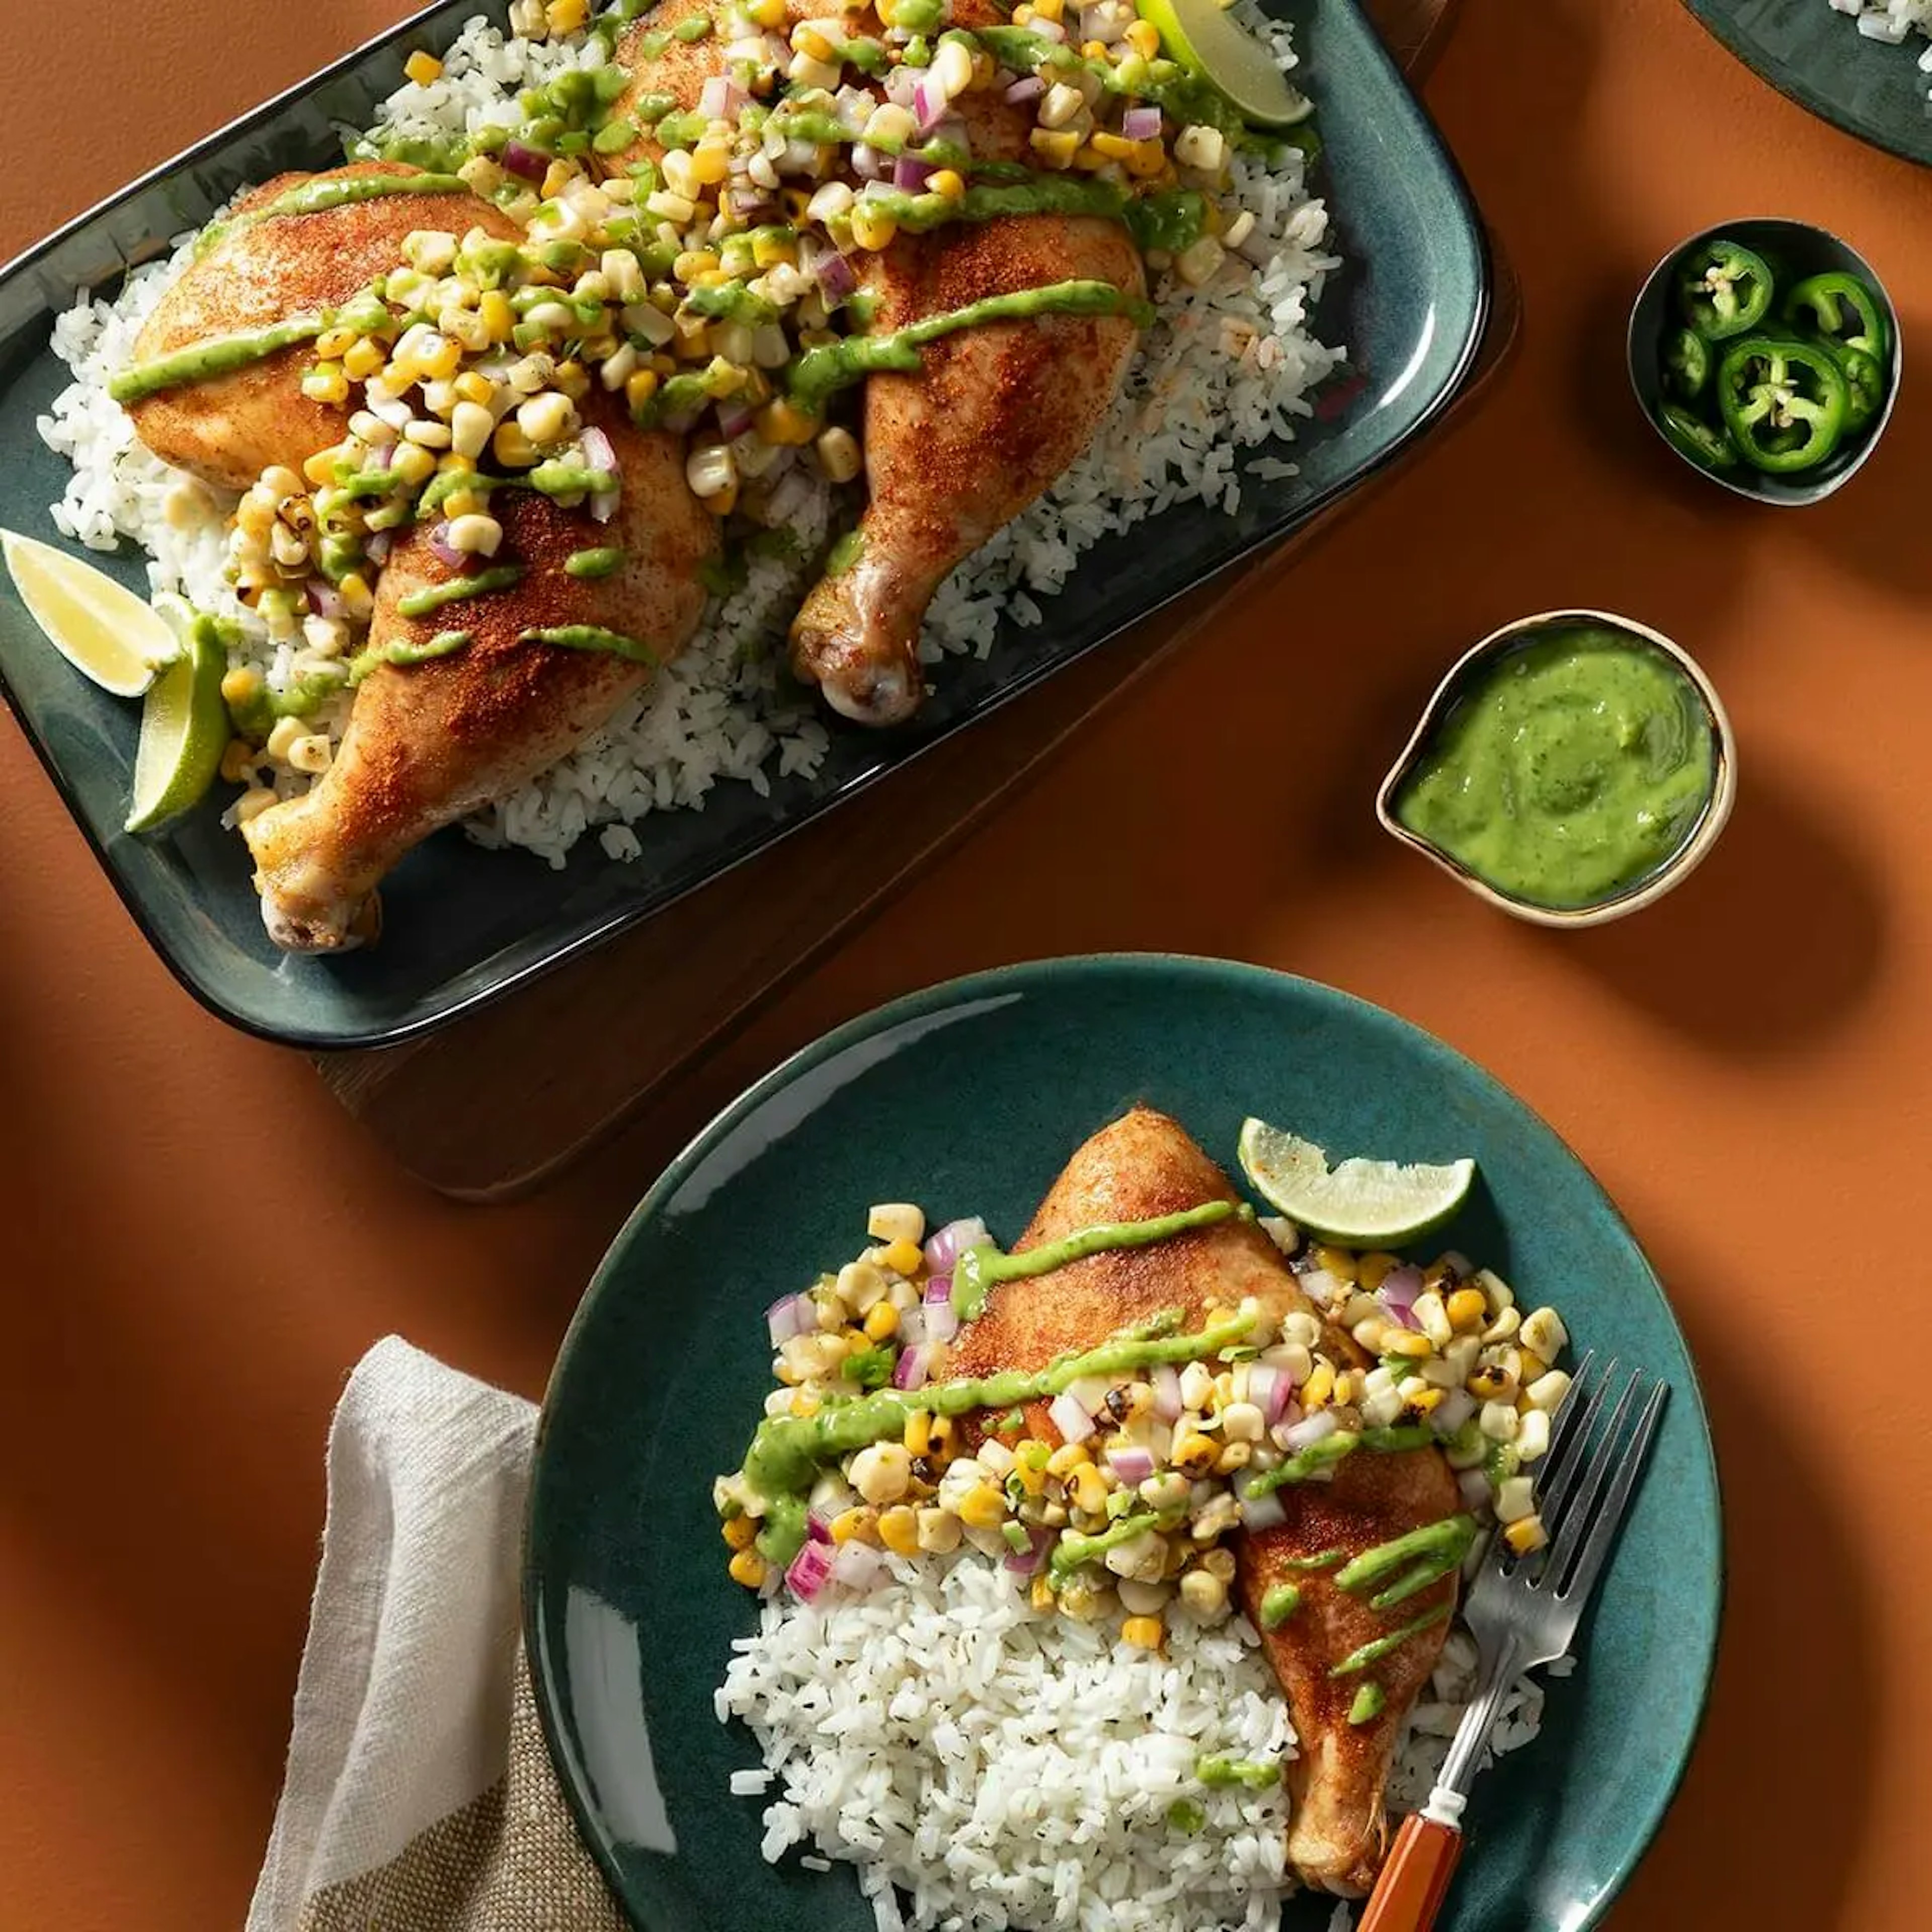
[248,1337,625,1932]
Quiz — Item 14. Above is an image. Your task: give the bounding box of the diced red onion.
[1247,1362,1291,1425]
[503,139,548,182]
[304,581,347,619]
[1106,1444,1155,1486]
[698,74,746,120]
[1239,1482,1286,1531]
[1377,1266,1425,1329]
[1269,1402,1305,1448]
[1432,1389,1478,1437]
[894,1343,932,1391]
[814,246,857,304]
[1150,1363,1183,1423]
[716,399,756,440]
[899,1306,927,1347]
[428,521,466,570]
[893,152,935,192]
[831,1540,888,1591]
[883,62,921,106]
[924,1303,958,1346]
[912,75,946,131]
[365,529,393,564]
[734,192,780,224]
[807,1512,833,1544]
[579,426,620,523]
[1004,73,1045,103]
[1048,1392,1093,1443]
[1458,1469,1491,1512]
[368,440,396,471]
[1282,1410,1339,1453]
[1121,105,1163,141]
[786,1538,835,1600]
[1003,1524,1051,1575]
[924,1273,953,1306]
[767,1295,807,1345]
[926,1218,987,1274]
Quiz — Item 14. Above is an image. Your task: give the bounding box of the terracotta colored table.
[4,1,1928,1926]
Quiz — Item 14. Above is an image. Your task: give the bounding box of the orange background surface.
[3,0,1928,1925]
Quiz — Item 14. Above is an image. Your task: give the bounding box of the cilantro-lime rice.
[35,1,1342,871]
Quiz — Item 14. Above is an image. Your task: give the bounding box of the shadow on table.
[1603,1244,1882,1928]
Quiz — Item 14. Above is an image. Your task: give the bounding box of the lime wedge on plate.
[1135,0,1313,128]
[0,527,180,697]
[1238,1119,1475,1245]
[126,614,229,833]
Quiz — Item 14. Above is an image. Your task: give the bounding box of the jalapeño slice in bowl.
[1783,270,1888,362]
[1715,334,1849,473]
[1661,328,1711,403]
[1655,402,1738,472]
[1675,236,1774,341]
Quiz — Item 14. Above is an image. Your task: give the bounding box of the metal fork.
[1356,1353,1669,1932]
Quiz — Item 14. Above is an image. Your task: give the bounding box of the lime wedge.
[1238,1119,1475,1246]
[126,614,229,833]
[1,527,180,697]
[1135,0,1313,128]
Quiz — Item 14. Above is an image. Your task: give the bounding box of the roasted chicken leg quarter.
[242,399,715,950]
[947,1106,1461,1895]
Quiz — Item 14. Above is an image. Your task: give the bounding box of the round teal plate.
[525,956,1722,1932]
[1681,0,1932,167]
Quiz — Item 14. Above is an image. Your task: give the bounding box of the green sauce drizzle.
[197,171,469,255]
[109,313,328,403]
[565,546,626,579]
[1329,1601,1454,1677]
[1195,1756,1279,1791]
[826,529,866,577]
[1334,1514,1477,1610]
[521,624,661,666]
[347,629,472,682]
[1279,1547,1348,1572]
[1347,1681,1387,1726]
[395,563,526,616]
[1048,1511,1160,1584]
[1259,1583,1301,1629]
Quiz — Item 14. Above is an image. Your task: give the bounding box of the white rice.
[717,1552,1554,1932]
[1828,0,1932,85]
[35,7,1342,870]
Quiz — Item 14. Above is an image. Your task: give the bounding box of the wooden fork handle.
[1356,1814,1465,1932]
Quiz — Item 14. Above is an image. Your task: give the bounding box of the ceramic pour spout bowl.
[1627,215,1902,507]
[1376,609,1737,929]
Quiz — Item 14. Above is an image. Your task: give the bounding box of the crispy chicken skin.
[787,214,1144,725]
[947,1107,1460,1895]
[242,400,714,950]
[126,163,520,492]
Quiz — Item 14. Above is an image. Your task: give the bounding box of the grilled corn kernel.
[1046,1442,1089,1479]
[748,0,785,23]
[957,1481,1007,1530]
[549,0,589,30]
[1484,1306,1523,1344]
[217,737,256,783]
[1178,1567,1228,1618]
[1384,1330,1433,1360]
[1517,1350,1550,1386]
[1071,1464,1109,1515]
[903,1410,933,1458]
[1301,1360,1336,1409]
[862,1301,900,1343]
[877,1237,922,1278]
[816,426,861,484]
[220,666,264,709]
[877,1505,920,1555]
[1213,1441,1252,1475]
[1516,1407,1552,1464]
[492,421,538,467]
[930,1415,954,1451]
[1029,126,1081,167]
[866,1202,925,1246]
[1445,1286,1488,1333]
[1504,1514,1549,1556]
[1124,18,1161,57]
[445,512,503,556]
[231,785,278,824]
[1525,1369,1572,1413]
[1172,1431,1219,1477]
[1494,1475,1536,1524]
[1480,1400,1520,1443]
[1469,1357,1520,1403]
[830,1506,879,1545]
[287,733,332,775]
[1411,1290,1452,1347]
[851,1441,912,1504]
[849,203,898,251]
[1120,1614,1164,1651]
[928,168,967,199]
[727,1548,768,1587]
[916,1506,962,1554]
[341,336,386,380]
[722,1513,759,1552]
[404,49,443,85]
[1025,1572,1054,1612]
[300,362,350,405]
[1400,1384,1444,1418]
[788,1392,820,1417]
[1520,1307,1568,1362]
[1219,1401,1265,1443]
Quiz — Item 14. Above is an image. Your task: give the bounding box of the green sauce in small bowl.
[1379,612,1734,925]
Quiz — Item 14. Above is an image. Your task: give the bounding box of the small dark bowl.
[1627,216,1902,507]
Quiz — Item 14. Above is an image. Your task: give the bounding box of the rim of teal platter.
[524,951,1725,1932]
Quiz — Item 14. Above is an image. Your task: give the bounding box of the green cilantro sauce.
[1048,1511,1161,1584]
[826,530,866,577]
[1329,1601,1453,1677]
[1195,1756,1279,1791]
[395,563,526,617]
[347,629,472,682]
[1237,1425,1433,1501]
[521,623,660,665]
[1391,624,1718,911]
[226,668,347,738]
[1333,1514,1477,1609]
[196,171,469,255]
[1347,1682,1387,1726]
[1258,1583,1301,1629]
[108,314,329,404]
[564,546,626,579]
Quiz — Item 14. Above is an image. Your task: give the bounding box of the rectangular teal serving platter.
[0,0,1489,1048]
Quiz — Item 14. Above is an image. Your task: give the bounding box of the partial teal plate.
[525,954,1722,1932]
[1681,0,1932,166]
[0,0,1486,1049]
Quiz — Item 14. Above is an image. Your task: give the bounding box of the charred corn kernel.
[791,22,838,58]
[1301,1360,1336,1409]
[1124,18,1161,57]
[815,425,861,484]
[1014,1457,1046,1498]
[1046,1442,1089,1479]
[390,441,437,486]
[1504,1514,1549,1556]
[339,572,374,620]
[624,368,662,414]
[930,1414,955,1451]
[1071,1464,1109,1515]
[451,368,495,408]
[1029,127,1081,168]
[727,1549,768,1588]
[1030,1573,1057,1612]
[1518,1350,1550,1385]
[722,1514,757,1551]
[928,168,967,199]
[903,1411,933,1458]
[1179,1567,1227,1618]
[1516,1407,1552,1464]
[1081,38,1109,58]
[1526,1369,1572,1413]
[877,1505,920,1555]
[958,1481,1007,1530]
[301,449,338,487]
[1312,1244,1359,1285]
[343,336,387,381]
[404,49,443,84]
[1401,1384,1445,1418]
[1201,1546,1237,1584]
[849,203,898,251]
[829,1505,879,1545]
[1484,1305,1523,1344]
[1469,1358,1519,1402]
[287,733,332,775]
[1354,1252,1400,1293]
[1520,1307,1568,1361]
[231,785,278,824]
[492,421,538,466]
[862,1301,900,1343]
[1032,0,1065,18]
[548,0,589,29]
[1013,2,1033,18]
[477,289,515,344]
[916,1506,962,1553]
[853,1442,913,1504]
[218,737,256,783]
[878,1238,923,1278]
[1412,1290,1454,1347]
[773,1357,803,1387]
[1172,1431,1219,1477]
[1384,1330,1433,1360]
[438,487,481,520]
[1120,1614,1164,1651]
[1214,1441,1252,1475]
[1494,1475,1536,1525]
[1446,1286,1488,1333]
[867,1202,925,1246]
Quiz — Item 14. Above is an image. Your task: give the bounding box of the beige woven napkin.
[249,1337,626,1932]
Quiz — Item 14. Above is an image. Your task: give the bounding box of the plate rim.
[522,950,1727,1932]
[1677,0,1932,168]
[0,0,1492,1052]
